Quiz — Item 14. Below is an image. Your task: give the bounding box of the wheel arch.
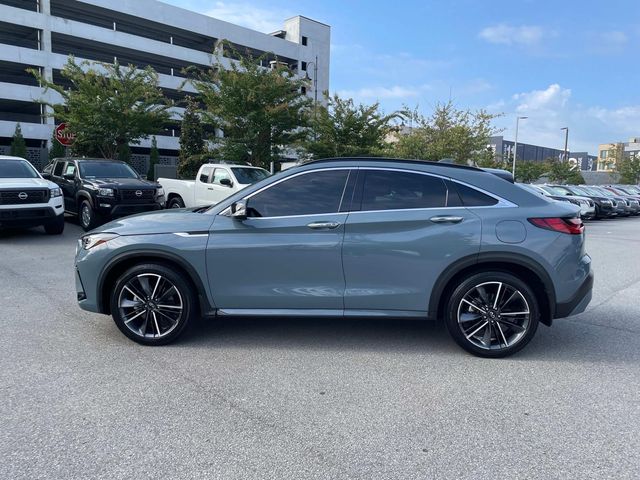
[76,191,94,210]
[97,250,214,317]
[430,253,555,326]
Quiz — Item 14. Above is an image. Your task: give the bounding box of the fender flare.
[428,252,556,321]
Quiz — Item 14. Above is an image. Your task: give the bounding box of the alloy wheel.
[456,281,530,351]
[81,204,92,228]
[117,273,184,338]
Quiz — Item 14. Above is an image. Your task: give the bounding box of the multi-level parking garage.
[0,0,330,169]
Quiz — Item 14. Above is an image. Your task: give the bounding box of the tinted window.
[199,166,213,183]
[53,160,65,176]
[249,170,349,217]
[360,170,447,211]
[79,161,138,179]
[0,160,39,179]
[452,182,498,207]
[232,167,269,185]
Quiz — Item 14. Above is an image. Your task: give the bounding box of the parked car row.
[517,183,640,220]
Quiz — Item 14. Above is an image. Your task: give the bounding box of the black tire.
[110,263,196,346]
[44,214,65,235]
[168,196,185,209]
[445,271,539,358]
[79,199,100,232]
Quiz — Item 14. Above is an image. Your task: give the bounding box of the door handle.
[207,187,214,190]
[430,215,463,224]
[307,221,341,230]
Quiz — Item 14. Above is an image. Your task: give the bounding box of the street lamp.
[560,127,569,162]
[512,116,528,177]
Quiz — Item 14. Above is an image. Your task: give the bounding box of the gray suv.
[75,159,593,357]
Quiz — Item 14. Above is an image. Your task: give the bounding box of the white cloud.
[600,30,628,45]
[490,84,640,154]
[204,1,290,33]
[479,24,545,46]
[338,84,432,101]
[512,84,571,112]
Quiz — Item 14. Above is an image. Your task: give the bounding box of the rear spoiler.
[481,168,514,183]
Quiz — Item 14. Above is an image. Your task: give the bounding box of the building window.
[301,86,307,94]
[301,61,307,71]
[301,36,308,46]
[600,150,608,159]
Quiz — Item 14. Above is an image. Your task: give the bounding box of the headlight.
[98,188,115,197]
[81,233,119,250]
[50,187,62,198]
[156,187,165,196]
[602,200,612,205]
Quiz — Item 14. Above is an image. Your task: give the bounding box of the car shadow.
[176,313,639,364]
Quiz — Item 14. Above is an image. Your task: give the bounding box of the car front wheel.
[110,263,196,345]
[79,200,100,231]
[445,272,539,358]
[168,197,185,209]
[44,214,65,235]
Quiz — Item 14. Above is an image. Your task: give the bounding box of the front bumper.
[0,206,59,228]
[554,271,594,318]
[95,202,163,218]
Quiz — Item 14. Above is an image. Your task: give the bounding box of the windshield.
[0,160,40,179]
[79,161,139,179]
[232,167,270,185]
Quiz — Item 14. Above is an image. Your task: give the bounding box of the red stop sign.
[55,123,76,147]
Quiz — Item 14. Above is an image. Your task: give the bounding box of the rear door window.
[449,182,498,207]
[53,160,64,177]
[199,166,213,183]
[359,170,448,211]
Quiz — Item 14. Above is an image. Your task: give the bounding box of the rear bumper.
[554,271,594,318]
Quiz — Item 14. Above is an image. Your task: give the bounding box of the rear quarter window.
[448,182,499,207]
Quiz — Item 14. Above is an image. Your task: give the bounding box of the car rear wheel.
[44,214,65,235]
[168,196,185,209]
[110,263,196,345]
[445,272,539,358]
[79,200,100,231]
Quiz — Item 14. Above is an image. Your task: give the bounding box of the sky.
[163,0,640,155]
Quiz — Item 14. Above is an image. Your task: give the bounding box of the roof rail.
[302,157,482,172]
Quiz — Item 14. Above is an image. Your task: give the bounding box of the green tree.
[49,129,66,161]
[147,136,160,180]
[177,96,205,178]
[515,161,548,183]
[30,57,171,160]
[304,94,403,159]
[547,158,585,184]
[391,101,502,164]
[191,42,311,168]
[474,148,507,169]
[615,155,640,184]
[10,123,27,158]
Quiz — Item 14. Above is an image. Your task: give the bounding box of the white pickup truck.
[0,155,65,234]
[159,163,270,209]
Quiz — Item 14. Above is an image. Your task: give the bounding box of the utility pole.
[561,127,569,162]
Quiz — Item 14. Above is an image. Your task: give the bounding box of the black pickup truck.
[44,158,165,231]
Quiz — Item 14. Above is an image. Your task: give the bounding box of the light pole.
[561,127,569,162]
[512,116,528,177]
[305,55,319,140]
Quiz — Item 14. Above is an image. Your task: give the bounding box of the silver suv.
[75,159,593,357]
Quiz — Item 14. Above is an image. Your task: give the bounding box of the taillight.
[528,217,584,235]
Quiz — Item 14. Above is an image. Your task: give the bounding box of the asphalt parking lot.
[1,218,639,480]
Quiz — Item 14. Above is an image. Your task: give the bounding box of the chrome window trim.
[357,167,517,210]
[220,167,353,219]
[220,165,516,219]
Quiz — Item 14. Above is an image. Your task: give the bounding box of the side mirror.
[42,173,52,180]
[220,178,233,187]
[140,174,148,180]
[63,173,75,180]
[231,200,247,220]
